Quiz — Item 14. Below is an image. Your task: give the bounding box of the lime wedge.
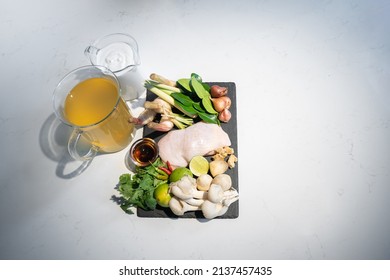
[189,156,210,177]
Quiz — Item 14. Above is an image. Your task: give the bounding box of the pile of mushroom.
[168,174,239,219]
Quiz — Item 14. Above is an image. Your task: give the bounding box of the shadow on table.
[39,113,93,179]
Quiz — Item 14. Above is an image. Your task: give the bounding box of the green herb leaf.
[177,78,191,92]
[192,102,203,112]
[171,92,194,107]
[174,101,198,115]
[191,76,209,99]
[202,83,210,92]
[144,190,157,209]
[190,73,210,91]
[119,173,130,184]
[201,97,218,114]
[197,111,220,124]
[117,158,168,214]
[191,73,202,82]
[120,202,134,214]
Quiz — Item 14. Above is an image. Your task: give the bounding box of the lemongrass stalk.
[145,82,175,105]
[151,81,182,93]
[150,73,176,87]
[161,112,193,129]
[160,88,176,95]
[170,113,194,126]
[170,118,187,129]
[145,81,197,118]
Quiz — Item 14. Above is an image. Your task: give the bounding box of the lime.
[154,183,171,208]
[189,155,209,177]
[169,167,193,182]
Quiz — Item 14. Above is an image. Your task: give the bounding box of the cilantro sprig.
[117,157,168,214]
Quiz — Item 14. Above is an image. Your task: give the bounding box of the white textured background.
[1,0,389,259]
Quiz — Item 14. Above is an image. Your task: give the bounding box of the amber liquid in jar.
[130,138,158,166]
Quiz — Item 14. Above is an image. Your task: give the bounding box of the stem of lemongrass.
[150,81,182,93]
[145,81,175,104]
[170,118,186,129]
[145,81,197,118]
[170,113,194,126]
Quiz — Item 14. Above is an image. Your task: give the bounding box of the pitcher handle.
[84,46,99,62]
[68,128,99,161]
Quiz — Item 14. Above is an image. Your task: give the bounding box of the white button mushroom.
[211,174,232,191]
[207,184,225,203]
[196,174,213,191]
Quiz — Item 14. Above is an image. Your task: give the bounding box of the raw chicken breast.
[158,122,231,167]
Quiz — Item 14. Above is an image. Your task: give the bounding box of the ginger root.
[212,146,238,169]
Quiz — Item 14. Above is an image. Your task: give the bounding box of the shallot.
[218,108,231,122]
[211,96,231,112]
[210,85,228,98]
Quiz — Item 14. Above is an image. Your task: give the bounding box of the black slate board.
[137,82,239,219]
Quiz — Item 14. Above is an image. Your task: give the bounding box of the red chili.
[166,161,173,172]
[159,166,172,175]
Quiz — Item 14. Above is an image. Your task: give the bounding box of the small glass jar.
[128,138,159,167]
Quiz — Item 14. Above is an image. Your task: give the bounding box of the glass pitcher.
[52,65,135,161]
[84,33,145,102]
